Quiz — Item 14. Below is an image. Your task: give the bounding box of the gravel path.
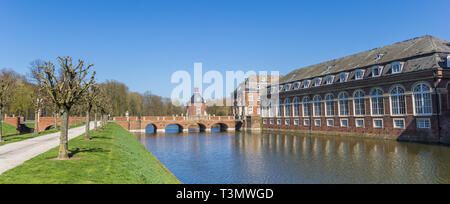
[0,122,97,175]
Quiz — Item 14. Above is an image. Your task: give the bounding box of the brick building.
[262,35,450,144]
[232,75,280,119]
[187,88,207,117]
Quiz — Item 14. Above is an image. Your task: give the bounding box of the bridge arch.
[211,123,229,132]
[165,124,184,133]
[187,123,207,132]
[145,124,158,134]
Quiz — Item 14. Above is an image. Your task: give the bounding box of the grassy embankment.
[0,122,181,184]
[0,122,86,147]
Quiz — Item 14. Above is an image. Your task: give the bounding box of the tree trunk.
[34,108,40,135]
[94,112,98,133]
[58,107,70,160]
[0,108,3,142]
[54,111,58,129]
[85,108,91,140]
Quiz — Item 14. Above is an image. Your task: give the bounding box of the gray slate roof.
[280,35,450,84]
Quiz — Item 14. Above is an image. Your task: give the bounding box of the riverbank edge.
[126,125,182,184]
[261,128,449,146]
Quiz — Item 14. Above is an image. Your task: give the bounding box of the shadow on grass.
[69,147,110,157]
[92,136,112,140]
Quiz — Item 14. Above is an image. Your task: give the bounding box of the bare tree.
[0,76,13,142]
[40,57,96,160]
[83,85,99,140]
[29,60,46,135]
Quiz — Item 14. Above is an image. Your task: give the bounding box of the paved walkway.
[0,122,97,175]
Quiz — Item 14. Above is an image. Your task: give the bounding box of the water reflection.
[135,131,450,184]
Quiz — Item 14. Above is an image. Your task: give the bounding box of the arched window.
[354,90,366,116]
[413,83,432,115]
[371,88,384,115]
[313,95,322,116]
[325,94,335,116]
[277,101,283,117]
[293,97,300,117]
[339,92,349,116]
[284,99,291,117]
[391,86,406,115]
[303,97,311,117]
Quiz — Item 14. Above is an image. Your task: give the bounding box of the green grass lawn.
[0,122,86,147]
[1,122,18,136]
[0,122,181,184]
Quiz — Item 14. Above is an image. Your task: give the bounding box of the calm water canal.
[134,131,450,184]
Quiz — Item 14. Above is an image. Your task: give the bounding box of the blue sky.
[1,0,449,97]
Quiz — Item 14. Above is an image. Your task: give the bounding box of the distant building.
[232,75,280,119]
[262,35,450,144]
[187,88,207,116]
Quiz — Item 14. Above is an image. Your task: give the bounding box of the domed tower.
[187,88,207,116]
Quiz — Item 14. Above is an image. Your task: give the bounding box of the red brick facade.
[263,66,450,144]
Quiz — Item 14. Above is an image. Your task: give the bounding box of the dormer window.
[314,78,322,87]
[303,80,311,88]
[278,85,284,92]
[293,82,301,90]
[326,75,335,85]
[376,53,385,61]
[392,62,404,74]
[285,84,291,91]
[372,66,383,77]
[339,73,348,83]
[355,69,365,80]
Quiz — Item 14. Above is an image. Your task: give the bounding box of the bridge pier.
[157,129,166,133]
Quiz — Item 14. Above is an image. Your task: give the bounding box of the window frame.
[393,118,406,129]
[371,66,383,77]
[355,119,365,128]
[390,85,406,116]
[371,88,385,116]
[314,119,321,127]
[314,77,322,87]
[353,90,366,116]
[313,95,322,117]
[413,83,433,116]
[304,119,310,126]
[338,92,349,116]
[391,62,404,74]
[416,118,431,129]
[327,119,334,127]
[303,97,311,117]
[340,119,349,127]
[326,75,335,85]
[303,80,311,89]
[339,73,349,83]
[373,119,384,129]
[325,94,335,117]
[355,69,365,80]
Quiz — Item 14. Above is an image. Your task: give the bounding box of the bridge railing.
[113,116,235,121]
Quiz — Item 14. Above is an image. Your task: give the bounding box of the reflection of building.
[187,88,207,116]
[232,75,280,119]
[262,35,450,144]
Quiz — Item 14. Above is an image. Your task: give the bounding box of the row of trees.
[101,81,185,117]
[0,57,112,160]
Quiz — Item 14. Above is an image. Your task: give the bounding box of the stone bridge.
[113,116,240,133]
